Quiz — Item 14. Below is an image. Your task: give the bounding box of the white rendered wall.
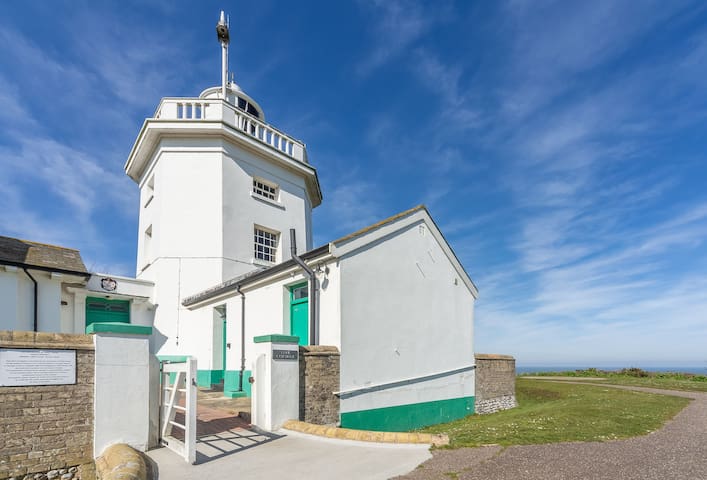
[0,269,20,330]
[338,220,475,414]
[221,142,311,278]
[60,290,74,332]
[0,268,79,333]
[219,263,341,376]
[135,136,314,367]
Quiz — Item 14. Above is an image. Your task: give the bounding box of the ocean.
[517,365,707,375]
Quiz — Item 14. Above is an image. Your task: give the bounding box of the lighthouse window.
[254,226,279,263]
[237,96,260,119]
[253,178,278,201]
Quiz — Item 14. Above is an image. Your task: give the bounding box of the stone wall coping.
[0,330,95,350]
[475,353,515,360]
[300,345,340,355]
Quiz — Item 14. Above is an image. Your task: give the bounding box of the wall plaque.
[272,349,298,361]
[0,348,77,387]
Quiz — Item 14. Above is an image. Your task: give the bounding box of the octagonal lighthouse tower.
[124,12,322,367]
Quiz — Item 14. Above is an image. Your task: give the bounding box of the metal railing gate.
[159,357,197,464]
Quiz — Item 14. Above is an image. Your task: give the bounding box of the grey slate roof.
[181,245,329,307]
[0,235,88,274]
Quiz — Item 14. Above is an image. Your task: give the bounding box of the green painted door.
[290,283,309,346]
[85,297,130,328]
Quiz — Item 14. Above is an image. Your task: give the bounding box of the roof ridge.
[331,204,427,245]
[0,235,81,252]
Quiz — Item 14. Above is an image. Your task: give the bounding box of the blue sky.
[1,1,706,366]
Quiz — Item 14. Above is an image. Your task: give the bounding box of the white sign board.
[0,348,77,386]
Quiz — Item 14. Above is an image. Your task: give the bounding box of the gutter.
[22,268,38,332]
[289,229,318,345]
[1,260,90,279]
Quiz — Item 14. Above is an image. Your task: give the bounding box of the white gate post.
[251,334,300,432]
[90,323,154,457]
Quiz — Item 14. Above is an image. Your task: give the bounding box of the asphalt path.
[396,385,707,480]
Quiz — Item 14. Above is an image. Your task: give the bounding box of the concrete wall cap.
[0,330,95,350]
[300,345,340,354]
[475,353,515,360]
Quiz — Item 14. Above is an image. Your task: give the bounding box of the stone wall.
[299,346,340,425]
[475,353,517,415]
[0,331,94,480]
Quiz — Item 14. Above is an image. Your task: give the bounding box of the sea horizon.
[517,365,707,375]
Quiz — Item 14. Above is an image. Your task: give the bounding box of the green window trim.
[289,283,309,346]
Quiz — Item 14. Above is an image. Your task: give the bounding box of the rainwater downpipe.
[236,285,247,392]
[23,268,38,332]
[289,229,318,345]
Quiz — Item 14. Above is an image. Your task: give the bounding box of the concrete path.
[396,385,707,480]
[147,428,431,479]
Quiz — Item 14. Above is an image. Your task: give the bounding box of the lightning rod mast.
[216,11,230,99]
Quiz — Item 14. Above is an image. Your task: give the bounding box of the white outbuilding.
[183,205,478,431]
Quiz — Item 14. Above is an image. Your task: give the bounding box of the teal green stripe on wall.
[340,396,475,432]
[196,370,224,388]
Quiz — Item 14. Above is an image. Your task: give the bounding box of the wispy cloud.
[356,0,443,76]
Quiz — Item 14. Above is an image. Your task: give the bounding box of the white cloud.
[356,0,442,76]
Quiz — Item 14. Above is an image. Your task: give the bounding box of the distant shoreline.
[517,365,707,375]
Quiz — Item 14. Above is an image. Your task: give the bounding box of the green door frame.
[289,283,309,346]
[222,315,227,378]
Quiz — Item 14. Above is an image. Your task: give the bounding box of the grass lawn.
[419,378,689,448]
[526,368,707,393]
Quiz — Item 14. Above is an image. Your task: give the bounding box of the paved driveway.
[147,428,431,479]
[397,385,707,480]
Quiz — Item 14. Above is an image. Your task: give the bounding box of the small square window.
[253,178,278,201]
[254,226,278,263]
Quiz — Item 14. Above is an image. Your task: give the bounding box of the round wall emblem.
[100,277,118,292]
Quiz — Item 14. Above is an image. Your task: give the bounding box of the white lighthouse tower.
[124,12,322,390]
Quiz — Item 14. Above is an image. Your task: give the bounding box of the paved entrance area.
[147,428,431,479]
[396,385,707,480]
[150,392,431,478]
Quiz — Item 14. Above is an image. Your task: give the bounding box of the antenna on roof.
[216,11,230,99]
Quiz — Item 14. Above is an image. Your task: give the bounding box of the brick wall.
[299,346,340,425]
[0,331,94,479]
[474,353,517,415]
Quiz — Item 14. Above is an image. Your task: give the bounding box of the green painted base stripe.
[223,390,248,398]
[197,370,225,388]
[224,369,252,397]
[340,396,475,432]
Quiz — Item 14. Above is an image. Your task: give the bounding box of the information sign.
[272,349,298,361]
[0,348,77,386]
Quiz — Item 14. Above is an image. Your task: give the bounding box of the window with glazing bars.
[253,178,278,201]
[254,227,278,262]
